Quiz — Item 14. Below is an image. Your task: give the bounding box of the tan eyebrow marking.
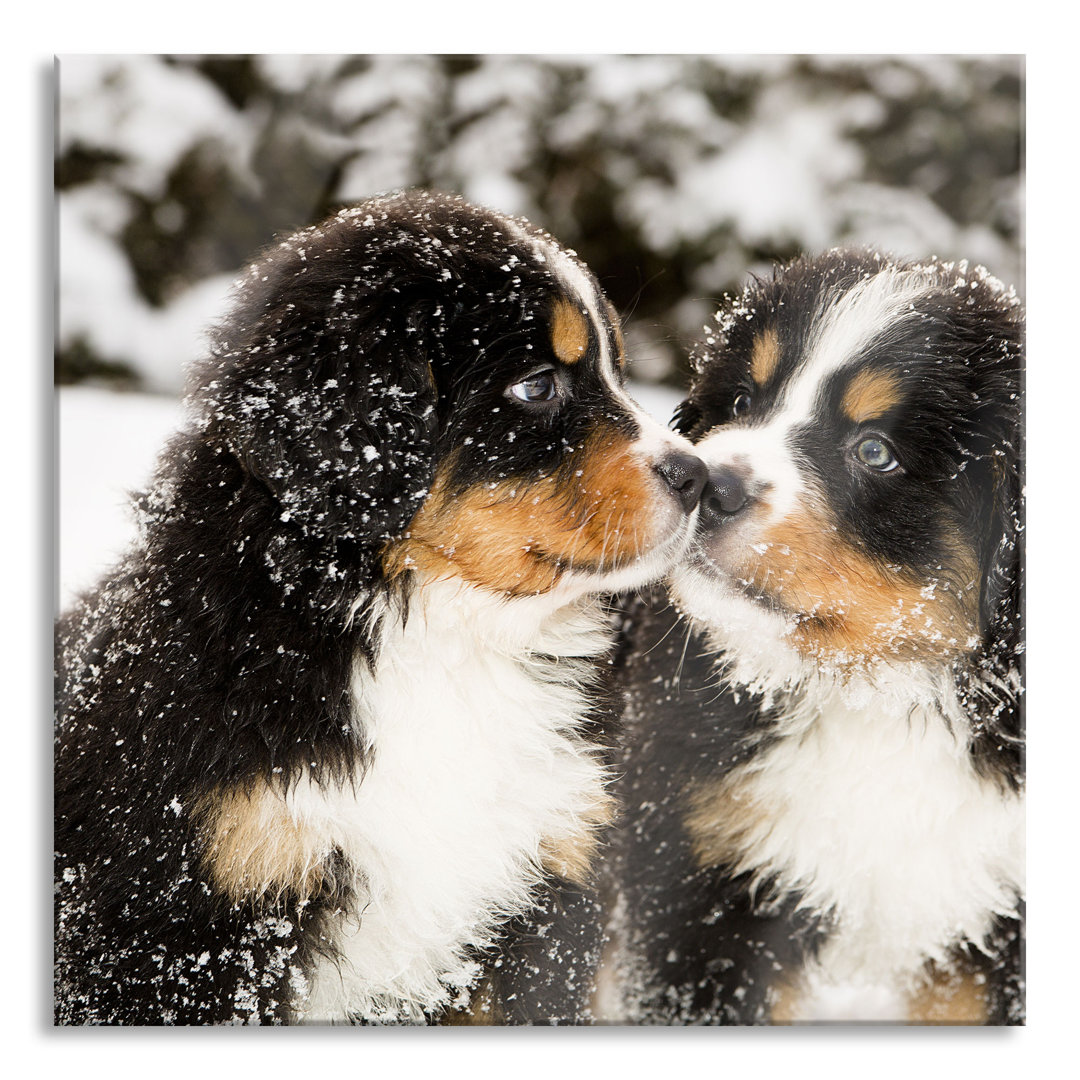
[750,327,781,385]
[842,368,903,423]
[551,297,590,365]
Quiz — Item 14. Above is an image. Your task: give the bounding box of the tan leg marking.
[769,976,806,1024]
[539,787,616,887]
[684,773,771,874]
[908,964,988,1024]
[442,978,503,1025]
[194,781,333,906]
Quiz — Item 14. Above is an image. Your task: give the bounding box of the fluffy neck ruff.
[292,577,613,1023]
[679,587,1025,1010]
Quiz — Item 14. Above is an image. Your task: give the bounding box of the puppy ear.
[956,374,1024,785]
[672,397,702,437]
[194,259,440,600]
[977,449,1023,648]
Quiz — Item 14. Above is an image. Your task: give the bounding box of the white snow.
[59,188,237,393]
[57,56,1022,395]
[57,386,184,610]
[58,55,251,199]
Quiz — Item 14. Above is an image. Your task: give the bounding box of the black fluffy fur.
[605,250,1024,1025]
[55,191,623,1025]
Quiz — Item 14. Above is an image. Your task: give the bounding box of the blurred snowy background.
[56,53,1023,606]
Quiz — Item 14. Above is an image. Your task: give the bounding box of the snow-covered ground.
[56,380,683,611]
[57,387,186,608]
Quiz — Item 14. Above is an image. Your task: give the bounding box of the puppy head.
[194,191,703,611]
[670,250,1023,690]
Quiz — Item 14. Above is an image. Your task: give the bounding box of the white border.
[11,16,1072,1077]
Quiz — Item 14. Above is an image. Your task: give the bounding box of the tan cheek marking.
[750,327,781,386]
[842,368,903,423]
[571,428,666,562]
[385,479,566,596]
[551,297,590,365]
[728,499,979,664]
[908,964,988,1024]
[385,430,663,595]
[194,783,333,906]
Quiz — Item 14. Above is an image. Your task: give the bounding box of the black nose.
[654,451,708,513]
[701,467,750,524]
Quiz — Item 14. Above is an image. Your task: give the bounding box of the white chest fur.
[727,670,1024,1010]
[292,582,611,1023]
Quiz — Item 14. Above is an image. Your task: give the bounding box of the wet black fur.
[607,251,1024,1024]
[55,191,628,1025]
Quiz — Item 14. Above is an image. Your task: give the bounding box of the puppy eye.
[854,437,899,472]
[508,370,558,404]
[733,392,752,418]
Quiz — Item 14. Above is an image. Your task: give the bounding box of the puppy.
[602,250,1023,1024]
[54,190,706,1025]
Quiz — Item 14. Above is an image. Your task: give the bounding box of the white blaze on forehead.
[775,267,930,429]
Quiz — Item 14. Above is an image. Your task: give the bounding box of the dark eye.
[508,370,557,404]
[733,392,752,418]
[854,437,899,472]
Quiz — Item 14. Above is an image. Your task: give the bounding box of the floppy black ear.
[955,362,1024,787]
[193,247,440,608]
[672,397,702,438]
[977,449,1023,651]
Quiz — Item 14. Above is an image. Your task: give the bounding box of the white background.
[9,4,1075,1076]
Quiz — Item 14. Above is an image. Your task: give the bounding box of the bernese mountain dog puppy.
[601,250,1024,1024]
[54,190,707,1025]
